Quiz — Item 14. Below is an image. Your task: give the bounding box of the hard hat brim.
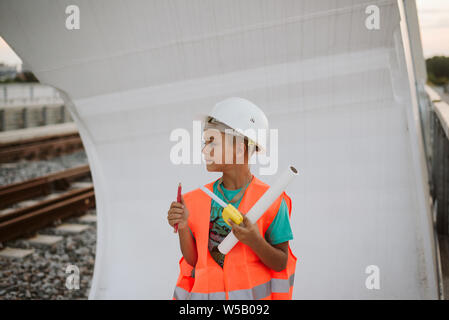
[192,112,266,154]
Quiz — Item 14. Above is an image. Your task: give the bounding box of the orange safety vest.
[173,176,297,300]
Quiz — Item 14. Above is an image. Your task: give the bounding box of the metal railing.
[0,83,63,107]
[426,86,449,235]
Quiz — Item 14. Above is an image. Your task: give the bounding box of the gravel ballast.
[0,150,88,186]
[0,150,96,300]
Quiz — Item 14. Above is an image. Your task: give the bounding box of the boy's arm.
[249,236,288,272]
[178,225,197,267]
[229,216,288,272]
[168,197,198,267]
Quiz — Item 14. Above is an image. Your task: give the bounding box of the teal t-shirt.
[208,179,294,268]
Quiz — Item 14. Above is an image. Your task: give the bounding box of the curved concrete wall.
[0,0,438,299]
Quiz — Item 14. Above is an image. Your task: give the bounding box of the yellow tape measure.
[222,204,244,226]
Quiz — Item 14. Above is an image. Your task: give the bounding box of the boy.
[167,97,296,300]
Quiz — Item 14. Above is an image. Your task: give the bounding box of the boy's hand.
[229,215,261,247]
[167,195,189,231]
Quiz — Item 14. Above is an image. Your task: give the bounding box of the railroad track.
[0,132,84,163]
[0,165,95,246]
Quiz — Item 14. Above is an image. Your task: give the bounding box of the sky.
[0,36,21,67]
[0,0,448,68]
[416,0,449,58]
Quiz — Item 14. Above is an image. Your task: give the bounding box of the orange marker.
[174,183,181,233]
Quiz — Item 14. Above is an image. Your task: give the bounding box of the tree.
[426,56,449,86]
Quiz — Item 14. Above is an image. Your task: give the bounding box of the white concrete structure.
[0,0,439,299]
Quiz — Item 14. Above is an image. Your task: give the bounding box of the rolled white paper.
[200,186,227,208]
[218,165,298,254]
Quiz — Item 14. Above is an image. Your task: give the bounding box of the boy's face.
[202,130,247,171]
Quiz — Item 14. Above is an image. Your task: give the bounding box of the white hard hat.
[204,97,269,153]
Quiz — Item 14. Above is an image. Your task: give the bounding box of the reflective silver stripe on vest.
[174,287,226,300]
[228,273,294,299]
[190,291,226,300]
[173,286,191,300]
[271,273,295,293]
[228,280,271,300]
[174,274,295,300]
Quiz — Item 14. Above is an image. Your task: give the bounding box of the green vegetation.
[0,71,39,83]
[426,56,449,86]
